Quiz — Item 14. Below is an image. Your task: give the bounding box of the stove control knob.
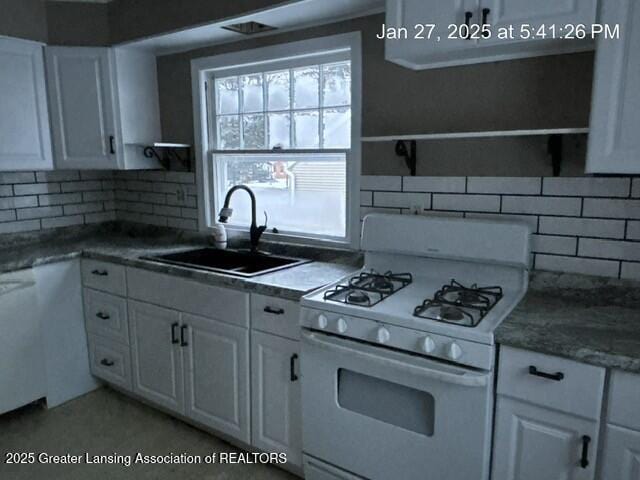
[376,327,390,344]
[421,336,436,353]
[447,342,463,361]
[336,317,348,334]
[316,314,328,329]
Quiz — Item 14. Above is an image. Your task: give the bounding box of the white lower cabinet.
[129,300,184,413]
[599,425,640,479]
[183,313,250,444]
[251,330,302,467]
[492,397,599,480]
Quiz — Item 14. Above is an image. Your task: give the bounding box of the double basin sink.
[142,248,311,277]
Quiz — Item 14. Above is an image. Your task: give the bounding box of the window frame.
[191,32,362,249]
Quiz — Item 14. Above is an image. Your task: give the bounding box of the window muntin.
[213,60,351,151]
[213,153,347,239]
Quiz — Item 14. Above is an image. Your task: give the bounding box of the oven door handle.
[302,331,489,388]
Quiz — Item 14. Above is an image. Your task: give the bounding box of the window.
[193,34,361,246]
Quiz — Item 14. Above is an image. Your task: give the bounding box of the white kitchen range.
[300,213,530,480]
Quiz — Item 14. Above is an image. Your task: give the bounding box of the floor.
[0,387,297,480]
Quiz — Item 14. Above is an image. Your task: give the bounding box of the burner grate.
[413,279,503,327]
[324,270,413,307]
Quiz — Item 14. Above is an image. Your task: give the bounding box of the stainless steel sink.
[141,248,311,277]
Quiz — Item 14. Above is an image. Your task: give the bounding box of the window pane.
[216,77,239,114]
[322,108,351,148]
[322,63,351,107]
[293,66,319,109]
[215,153,346,238]
[293,111,319,148]
[241,74,263,113]
[268,113,290,149]
[242,114,265,149]
[266,70,290,111]
[217,115,240,149]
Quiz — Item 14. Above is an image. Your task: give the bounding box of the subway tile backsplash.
[362,175,640,280]
[0,171,116,235]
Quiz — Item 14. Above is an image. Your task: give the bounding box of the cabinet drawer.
[607,370,640,430]
[84,288,129,344]
[497,346,605,419]
[81,259,126,296]
[304,455,364,480]
[88,334,132,391]
[251,294,300,341]
[127,268,249,327]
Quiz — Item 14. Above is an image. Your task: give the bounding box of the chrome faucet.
[218,185,267,252]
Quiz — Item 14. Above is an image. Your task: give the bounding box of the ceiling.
[118,0,384,55]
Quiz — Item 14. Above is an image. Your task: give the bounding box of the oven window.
[337,369,435,436]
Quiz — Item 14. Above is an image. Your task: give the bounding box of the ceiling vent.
[221,21,277,35]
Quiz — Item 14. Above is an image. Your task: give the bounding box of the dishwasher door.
[0,269,47,414]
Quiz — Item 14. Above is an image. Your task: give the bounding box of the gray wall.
[46,1,109,46]
[0,0,48,42]
[156,13,594,176]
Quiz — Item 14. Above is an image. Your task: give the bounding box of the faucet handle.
[262,211,268,227]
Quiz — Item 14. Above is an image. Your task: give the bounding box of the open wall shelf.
[361,127,589,142]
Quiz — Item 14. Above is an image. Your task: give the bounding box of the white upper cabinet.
[0,37,53,171]
[45,47,162,170]
[385,0,596,70]
[586,0,640,174]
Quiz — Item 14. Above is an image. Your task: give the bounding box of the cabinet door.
[586,0,640,174]
[599,425,640,480]
[251,331,302,467]
[385,0,480,68]
[480,0,597,45]
[129,300,184,414]
[0,37,53,171]
[492,397,599,480]
[45,47,119,170]
[182,313,250,443]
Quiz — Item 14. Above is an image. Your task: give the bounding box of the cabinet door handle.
[180,325,189,347]
[481,7,491,37]
[464,11,473,39]
[100,358,114,367]
[290,353,299,382]
[264,306,285,315]
[529,365,564,381]
[109,135,115,154]
[580,435,591,468]
[171,322,179,345]
[96,311,110,320]
[91,269,108,276]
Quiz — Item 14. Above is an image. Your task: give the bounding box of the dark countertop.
[496,271,640,373]
[0,223,361,301]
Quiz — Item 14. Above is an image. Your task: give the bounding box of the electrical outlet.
[175,185,187,206]
[408,193,425,215]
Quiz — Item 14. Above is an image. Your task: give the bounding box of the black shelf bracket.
[548,134,563,177]
[395,140,417,176]
[143,146,191,171]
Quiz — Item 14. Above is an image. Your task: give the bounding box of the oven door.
[301,330,493,480]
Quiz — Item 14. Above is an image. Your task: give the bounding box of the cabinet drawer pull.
[171,322,179,344]
[481,8,491,37]
[464,11,473,39]
[264,306,285,315]
[91,269,108,276]
[290,353,299,382]
[180,325,189,347]
[109,135,115,155]
[580,435,591,468]
[529,365,564,381]
[96,311,110,320]
[100,358,114,367]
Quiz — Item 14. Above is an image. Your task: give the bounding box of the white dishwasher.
[0,268,47,415]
